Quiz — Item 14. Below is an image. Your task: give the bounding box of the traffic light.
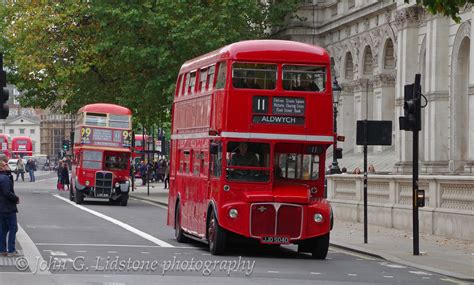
[399,75,421,131]
[62,139,70,151]
[0,53,9,119]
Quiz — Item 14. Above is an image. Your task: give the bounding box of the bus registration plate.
[260,236,290,245]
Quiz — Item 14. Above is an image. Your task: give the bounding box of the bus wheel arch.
[174,198,188,243]
[206,203,226,255]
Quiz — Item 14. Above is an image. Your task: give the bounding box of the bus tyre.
[75,189,84,205]
[174,203,189,243]
[311,233,330,259]
[120,194,128,206]
[208,211,226,255]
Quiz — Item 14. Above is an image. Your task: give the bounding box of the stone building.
[279,0,474,240]
[281,0,474,175]
[39,113,74,159]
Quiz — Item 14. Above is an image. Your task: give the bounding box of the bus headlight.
[115,182,120,188]
[229,208,238,219]
[85,180,90,186]
[313,213,323,223]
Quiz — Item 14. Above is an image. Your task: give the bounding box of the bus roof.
[180,40,330,72]
[79,103,132,115]
[12,136,32,141]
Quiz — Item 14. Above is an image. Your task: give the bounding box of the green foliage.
[408,0,474,22]
[0,0,299,126]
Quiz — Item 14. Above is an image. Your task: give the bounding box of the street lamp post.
[329,78,342,174]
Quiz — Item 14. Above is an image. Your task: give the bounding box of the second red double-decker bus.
[168,40,335,258]
[71,103,133,206]
[0,134,11,159]
[11,136,33,158]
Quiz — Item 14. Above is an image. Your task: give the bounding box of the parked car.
[8,158,26,172]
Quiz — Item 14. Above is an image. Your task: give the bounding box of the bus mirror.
[335,148,343,159]
[210,143,219,155]
[306,145,324,155]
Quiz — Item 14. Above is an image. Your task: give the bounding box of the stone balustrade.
[326,174,474,241]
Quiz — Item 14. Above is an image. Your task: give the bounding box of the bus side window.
[210,142,222,177]
[193,151,200,176]
[184,151,190,174]
[207,66,215,91]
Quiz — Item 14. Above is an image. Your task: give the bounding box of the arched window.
[345,52,354,80]
[363,46,373,75]
[384,39,395,69]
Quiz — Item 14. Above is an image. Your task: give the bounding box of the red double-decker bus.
[71,103,133,206]
[168,40,335,258]
[11,136,33,158]
[0,134,11,159]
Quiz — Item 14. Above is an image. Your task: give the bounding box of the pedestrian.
[15,159,25,182]
[368,164,376,174]
[0,154,19,257]
[57,161,64,191]
[60,160,70,191]
[139,161,147,186]
[159,159,167,182]
[164,161,170,189]
[341,167,347,174]
[26,158,36,182]
[352,167,361,174]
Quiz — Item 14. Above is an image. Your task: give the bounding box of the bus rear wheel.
[174,203,188,243]
[208,211,226,255]
[311,233,330,259]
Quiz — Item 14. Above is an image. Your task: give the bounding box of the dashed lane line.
[35,243,193,249]
[53,194,174,248]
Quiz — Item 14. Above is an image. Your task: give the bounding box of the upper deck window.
[199,68,208,92]
[187,71,197,94]
[232,63,277,90]
[207,66,215,91]
[109,114,130,129]
[85,113,107,127]
[282,65,326,92]
[215,62,227,89]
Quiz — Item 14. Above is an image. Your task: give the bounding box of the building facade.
[40,113,74,159]
[281,0,474,175]
[279,0,474,240]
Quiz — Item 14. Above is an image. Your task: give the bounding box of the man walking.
[0,154,19,257]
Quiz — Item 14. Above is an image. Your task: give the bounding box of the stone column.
[339,83,356,153]
[422,15,450,173]
[393,6,423,173]
[352,78,373,153]
[372,73,396,153]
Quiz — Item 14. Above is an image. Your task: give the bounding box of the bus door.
[208,141,223,221]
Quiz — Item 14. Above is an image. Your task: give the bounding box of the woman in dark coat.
[60,161,70,191]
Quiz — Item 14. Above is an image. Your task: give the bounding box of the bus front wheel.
[208,211,226,255]
[174,203,188,243]
[311,233,330,259]
[75,189,84,205]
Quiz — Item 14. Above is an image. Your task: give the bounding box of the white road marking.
[107,251,118,254]
[49,251,68,256]
[54,194,174,248]
[75,251,87,253]
[17,224,51,275]
[267,271,280,273]
[141,252,150,254]
[130,198,168,209]
[383,276,394,278]
[310,272,321,275]
[422,277,430,279]
[348,273,358,277]
[35,243,193,249]
[440,278,470,285]
[380,262,406,269]
[409,271,432,276]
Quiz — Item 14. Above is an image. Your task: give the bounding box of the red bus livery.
[168,40,335,258]
[71,103,133,206]
[11,136,33,158]
[0,134,11,159]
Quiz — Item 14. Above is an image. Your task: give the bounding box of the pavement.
[130,182,474,282]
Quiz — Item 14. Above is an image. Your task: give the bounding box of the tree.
[0,1,299,126]
[408,0,474,22]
